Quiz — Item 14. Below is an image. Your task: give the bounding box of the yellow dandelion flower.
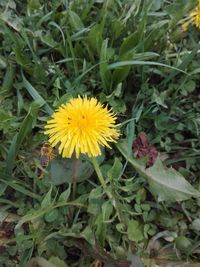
[190,8,200,28]
[44,96,120,158]
[182,0,200,31]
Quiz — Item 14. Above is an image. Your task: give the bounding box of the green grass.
[0,0,200,266]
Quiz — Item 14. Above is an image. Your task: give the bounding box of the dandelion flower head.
[44,96,120,158]
[182,0,200,31]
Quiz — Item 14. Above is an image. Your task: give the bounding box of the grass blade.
[0,177,41,200]
[22,71,53,115]
[161,43,200,84]
[108,60,188,74]
[5,102,40,175]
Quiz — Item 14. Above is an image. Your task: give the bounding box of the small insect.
[39,142,55,178]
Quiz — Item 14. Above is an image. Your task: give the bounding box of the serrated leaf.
[117,140,200,202]
[107,157,123,180]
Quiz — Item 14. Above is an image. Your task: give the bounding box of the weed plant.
[0,0,200,266]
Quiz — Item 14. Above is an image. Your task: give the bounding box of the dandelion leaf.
[49,157,93,185]
[117,140,200,202]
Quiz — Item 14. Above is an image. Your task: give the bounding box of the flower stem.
[91,157,107,190]
[91,157,126,226]
[69,159,80,224]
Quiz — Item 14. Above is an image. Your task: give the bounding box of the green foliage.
[0,0,200,266]
[117,140,200,202]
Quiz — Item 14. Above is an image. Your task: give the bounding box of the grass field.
[0,1,200,266]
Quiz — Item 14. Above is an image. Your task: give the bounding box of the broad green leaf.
[127,219,144,242]
[152,89,168,108]
[81,226,95,245]
[117,140,200,202]
[175,236,192,252]
[112,61,131,90]
[50,157,93,185]
[87,24,103,53]
[144,25,167,51]
[88,187,104,215]
[110,19,124,39]
[95,213,106,246]
[45,209,59,223]
[119,15,146,55]
[68,10,84,31]
[40,34,58,48]
[111,11,147,89]
[27,0,41,13]
[191,219,200,231]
